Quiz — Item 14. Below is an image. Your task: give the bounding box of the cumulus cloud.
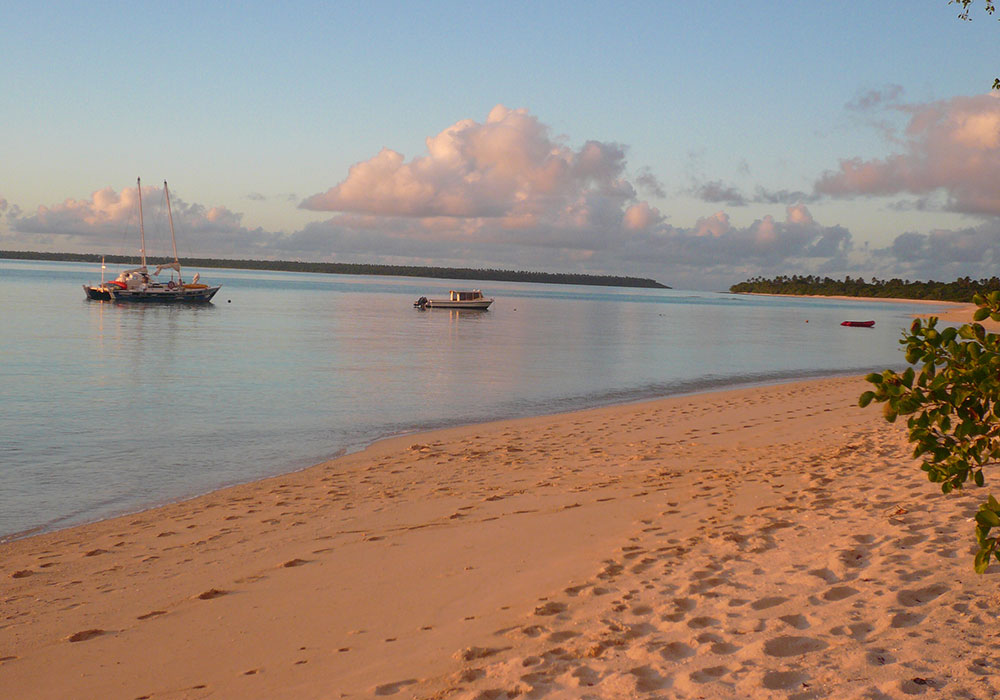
[301,105,641,231]
[623,202,663,230]
[7,182,272,257]
[23,102,1000,290]
[266,202,858,290]
[619,205,853,273]
[870,222,1000,280]
[815,93,1000,215]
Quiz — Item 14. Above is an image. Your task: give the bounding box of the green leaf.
[975,546,992,574]
[902,367,915,388]
[974,307,991,322]
[859,391,876,408]
[976,509,1000,527]
[883,403,897,423]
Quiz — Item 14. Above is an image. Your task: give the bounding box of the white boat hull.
[415,290,493,309]
[424,299,493,309]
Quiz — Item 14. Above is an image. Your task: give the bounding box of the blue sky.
[3,1,1000,289]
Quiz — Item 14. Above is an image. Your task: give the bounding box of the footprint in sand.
[823,585,859,601]
[890,611,925,628]
[660,641,696,660]
[454,646,507,661]
[533,601,567,616]
[751,595,788,610]
[688,665,728,684]
[896,583,949,607]
[195,588,229,600]
[66,629,106,642]
[763,669,809,690]
[762,635,828,657]
[687,616,721,629]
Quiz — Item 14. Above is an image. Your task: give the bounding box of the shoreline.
[733,290,968,307]
[735,291,992,329]
[1,368,880,545]
[3,375,998,699]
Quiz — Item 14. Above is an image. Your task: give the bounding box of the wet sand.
[2,376,998,699]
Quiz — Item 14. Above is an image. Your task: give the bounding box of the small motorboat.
[841,320,875,327]
[414,290,493,310]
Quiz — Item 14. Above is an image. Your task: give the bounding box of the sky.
[3,1,1000,290]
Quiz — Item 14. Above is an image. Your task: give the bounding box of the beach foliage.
[860,292,1000,572]
[730,274,1000,302]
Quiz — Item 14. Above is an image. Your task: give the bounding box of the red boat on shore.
[841,320,875,327]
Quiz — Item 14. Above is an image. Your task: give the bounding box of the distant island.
[2,250,669,289]
[730,274,1000,302]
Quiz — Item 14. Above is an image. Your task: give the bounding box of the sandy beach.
[3,376,999,699]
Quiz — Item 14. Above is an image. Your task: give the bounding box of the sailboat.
[83,178,221,303]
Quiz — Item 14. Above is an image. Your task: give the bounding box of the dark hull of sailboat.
[109,285,221,303]
[83,284,112,301]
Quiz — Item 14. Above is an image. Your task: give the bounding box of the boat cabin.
[449,290,484,301]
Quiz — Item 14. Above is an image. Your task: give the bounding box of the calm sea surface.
[0,259,949,538]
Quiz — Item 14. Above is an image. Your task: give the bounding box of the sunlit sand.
[2,377,997,698]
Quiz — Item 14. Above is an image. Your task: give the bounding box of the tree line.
[2,250,669,290]
[730,275,1000,302]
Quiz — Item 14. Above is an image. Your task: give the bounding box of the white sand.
[2,376,999,699]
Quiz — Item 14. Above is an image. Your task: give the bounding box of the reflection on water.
[0,259,949,537]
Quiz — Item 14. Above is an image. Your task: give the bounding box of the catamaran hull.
[108,286,221,303]
[83,285,112,301]
[424,300,493,309]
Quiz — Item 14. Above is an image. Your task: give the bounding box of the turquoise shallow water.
[0,259,948,538]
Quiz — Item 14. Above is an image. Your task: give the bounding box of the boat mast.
[137,177,147,269]
[163,180,180,279]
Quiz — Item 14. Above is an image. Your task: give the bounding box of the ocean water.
[0,259,949,538]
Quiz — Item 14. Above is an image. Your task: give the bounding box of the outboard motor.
[414,296,429,308]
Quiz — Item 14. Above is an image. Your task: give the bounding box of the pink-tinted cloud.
[815,93,1000,215]
[8,182,270,256]
[693,211,732,238]
[301,105,641,229]
[623,202,663,231]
